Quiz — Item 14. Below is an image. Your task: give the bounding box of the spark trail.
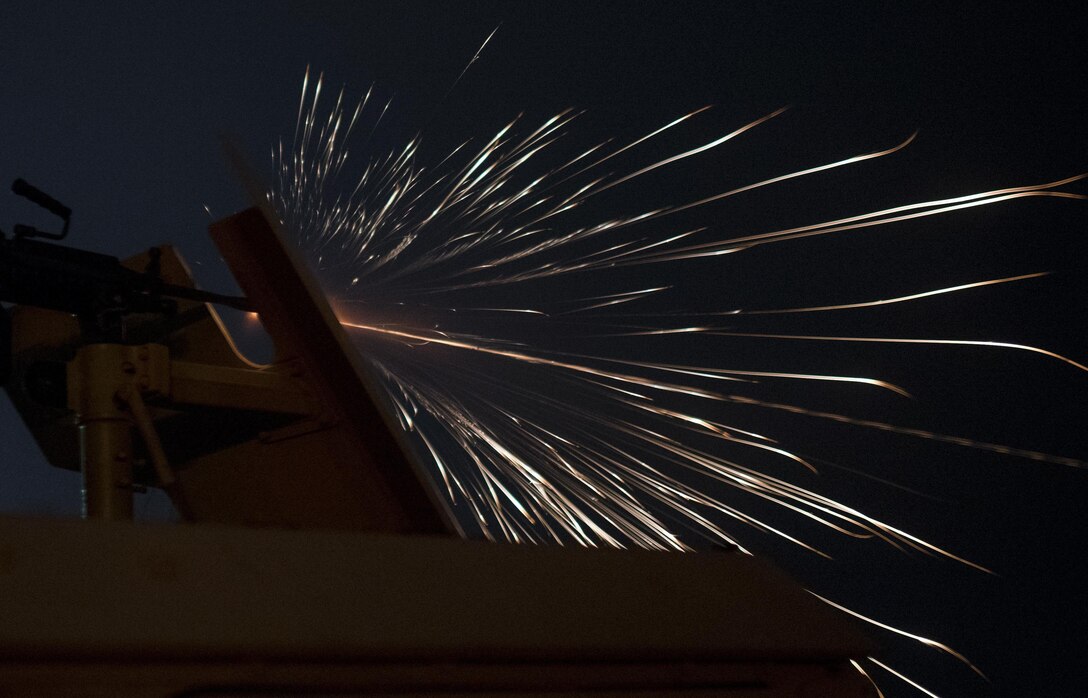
[270,67,1085,694]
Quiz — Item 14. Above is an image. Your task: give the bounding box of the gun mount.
[2,183,452,531]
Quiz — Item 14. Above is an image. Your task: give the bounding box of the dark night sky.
[2,2,1086,696]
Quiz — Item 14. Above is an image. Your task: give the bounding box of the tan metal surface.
[0,517,873,696]
[168,360,312,414]
[5,304,84,471]
[209,208,455,535]
[0,661,873,697]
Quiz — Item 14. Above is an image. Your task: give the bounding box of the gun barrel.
[12,179,71,221]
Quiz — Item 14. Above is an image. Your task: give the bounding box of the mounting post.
[67,343,169,520]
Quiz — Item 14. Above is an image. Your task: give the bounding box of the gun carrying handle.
[11,179,71,240]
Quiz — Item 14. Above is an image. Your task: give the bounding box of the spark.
[432,24,502,119]
[867,657,945,698]
[813,593,986,678]
[619,329,1088,374]
[270,67,1085,690]
[598,271,1051,318]
[850,660,887,698]
[732,271,1051,315]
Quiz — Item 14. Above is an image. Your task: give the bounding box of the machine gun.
[1,179,450,529]
[1,179,252,338]
[0,180,873,696]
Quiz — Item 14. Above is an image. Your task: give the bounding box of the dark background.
[1,2,1086,695]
